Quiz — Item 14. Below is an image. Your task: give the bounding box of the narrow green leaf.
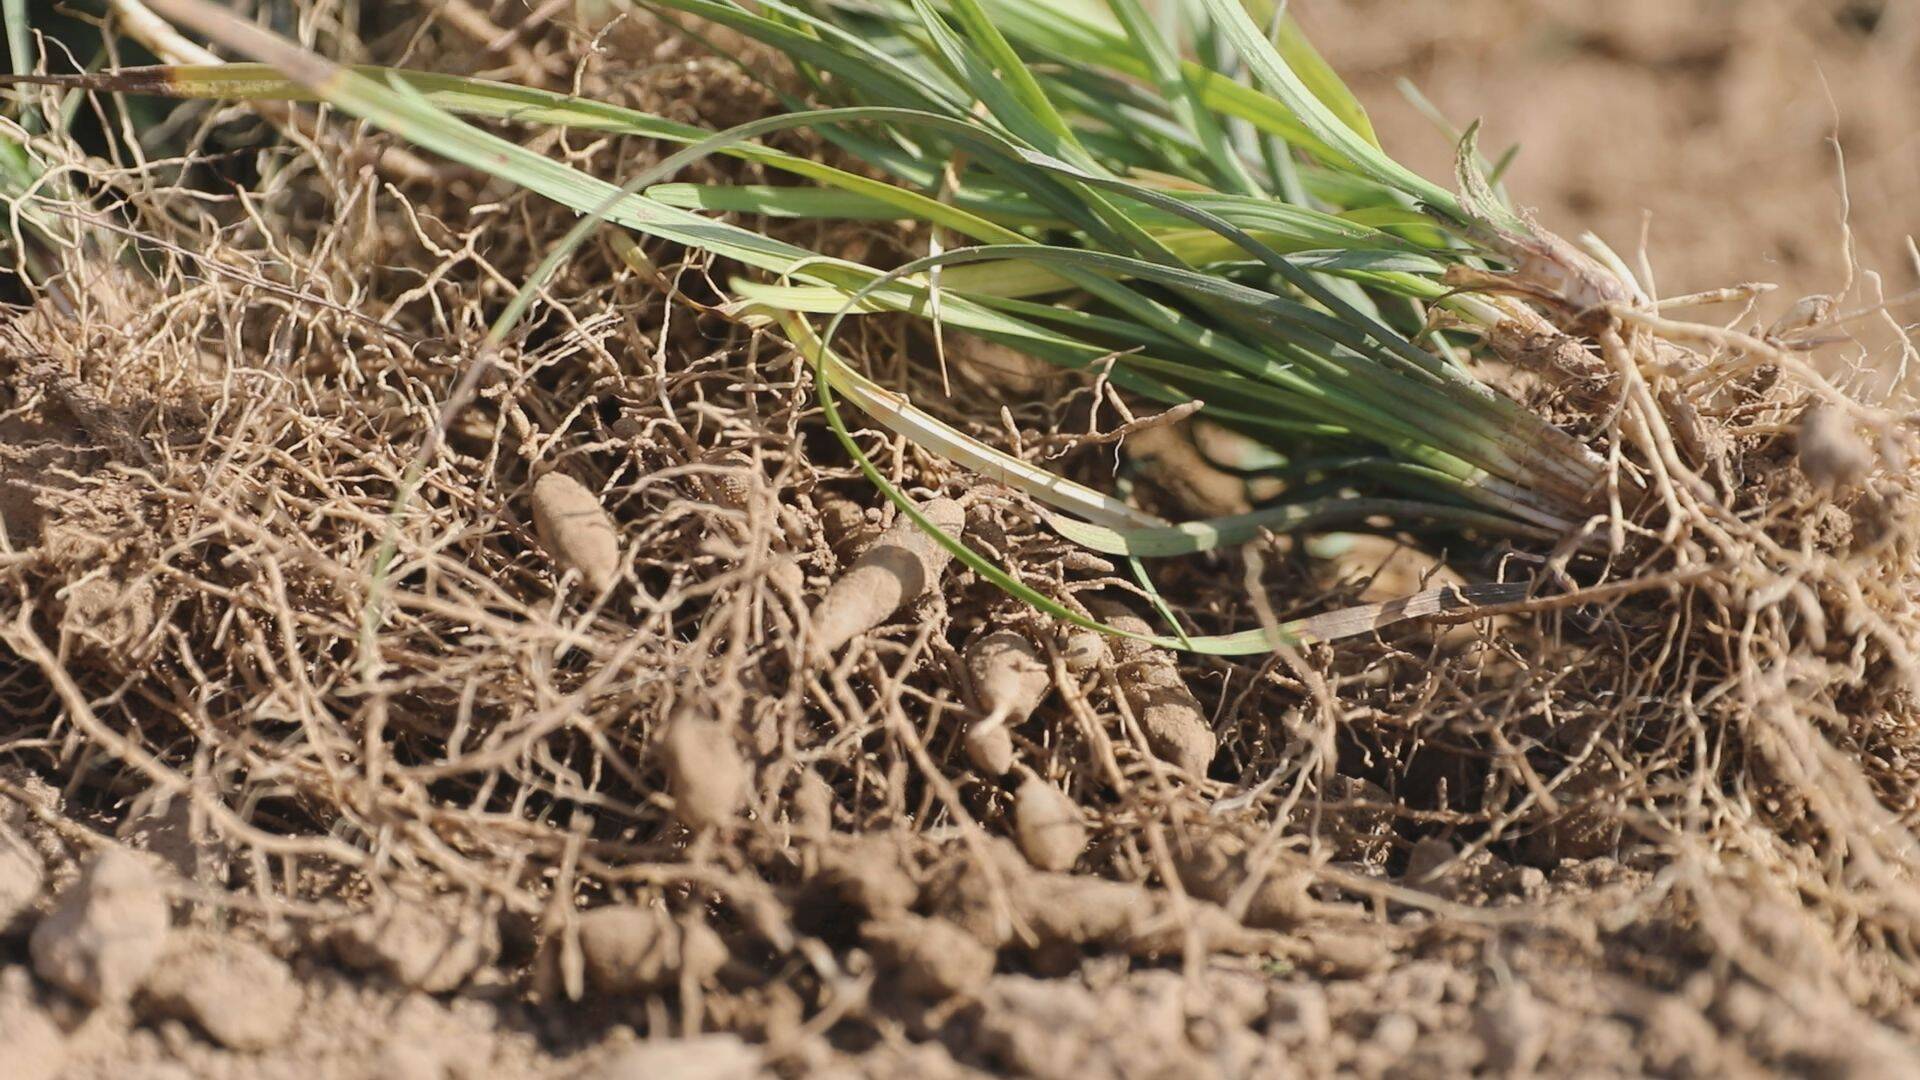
[1192,0,1460,219]
[1045,496,1557,557]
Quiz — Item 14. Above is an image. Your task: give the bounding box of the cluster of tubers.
[536,487,1246,998]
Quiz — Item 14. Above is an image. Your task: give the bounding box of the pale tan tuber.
[809,497,965,654]
[530,472,622,593]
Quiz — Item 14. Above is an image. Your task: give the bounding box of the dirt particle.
[1797,404,1873,489]
[117,796,222,888]
[921,836,1277,961]
[57,571,158,656]
[863,914,996,999]
[331,897,499,993]
[370,1036,458,1080]
[575,1033,763,1080]
[1478,982,1548,1075]
[0,821,46,929]
[1321,775,1398,867]
[531,472,623,593]
[661,711,749,832]
[140,931,300,1050]
[976,971,1210,1078]
[29,848,170,1005]
[972,975,1103,1076]
[559,907,726,997]
[1299,927,1392,978]
[1267,982,1333,1044]
[811,836,921,919]
[0,970,65,1080]
[1402,836,1456,891]
[1012,774,1086,872]
[1173,830,1311,929]
[1521,762,1623,863]
[1371,1011,1420,1058]
[766,554,804,598]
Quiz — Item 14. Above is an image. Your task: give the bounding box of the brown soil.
[0,3,1916,1079]
[1307,0,1920,306]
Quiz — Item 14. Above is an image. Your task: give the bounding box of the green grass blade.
[1259,3,1382,149]
[20,64,1033,245]
[1046,496,1557,557]
[3,0,39,133]
[1191,0,1463,221]
[1103,0,1262,195]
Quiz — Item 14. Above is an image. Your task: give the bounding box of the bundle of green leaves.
[7,0,1622,649]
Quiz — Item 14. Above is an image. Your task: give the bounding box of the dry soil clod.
[330,897,499,993]
[661,710,749,832]
[1797,403,1874,489]
[1298,927,1394,978]
[1088,602,1217,778]
[0,821,45,929]
[1478,982,1550,1075]
[1012,773,1087,872]
[791,769,835,843]
[862,913,996,999]
[552,906,728,998]
[809,497,965,654]
[29,849,170,1006]
[530,471,622,593]
[139,932,301,1051]
[1173,830,1312,929]
[0,970,64,1080]
[578,1034,763,1080]
[809,835,921,919]
[964,630,1052,775]
[927,839,1279,959]
[1402,836,1457,892]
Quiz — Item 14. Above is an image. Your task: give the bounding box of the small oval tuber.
[1061,629,1107,674]
[1012,773,1086,872]
[1088,601,1217,778]
[964,724,1016,778]
[531,472,622,593]
[809,497,965,654]
[660,710,747,831]
[964,630,1051,775]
